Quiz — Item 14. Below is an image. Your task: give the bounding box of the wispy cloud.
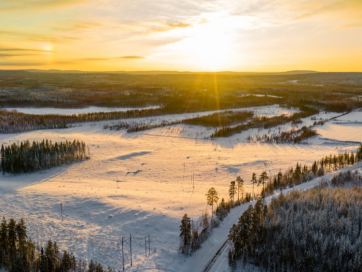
[81,56,146,61]
[0,29,82,43]
[119,56,145,59]
[0,0,88,11]
[0,61,44,66]
[0,53,41,57]
[0,47,53,53]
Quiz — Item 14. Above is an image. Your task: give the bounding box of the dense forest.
[0,217,113,272]
[246,126,319,144]
[1,71,362,134]
[261,144,362,196]
[228,170,362,271]
[0,140,88,174]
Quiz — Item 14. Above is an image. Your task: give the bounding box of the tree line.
[262,144,362,196]
[210,107,319,138]
[228,175,362,271]
[246,126,318,144]
[0,217,112,272]
[1,139,89,174]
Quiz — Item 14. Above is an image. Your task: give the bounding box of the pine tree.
[0,217,8,269]
[236,176,244,203]
[1,145,4,175]
[229,181,236,206]
[251,173,257,199]
[206,187,219,222]
[179,214,191,254]
[258,171,269,198]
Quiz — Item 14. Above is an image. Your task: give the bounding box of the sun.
[178,14,235,71]
[43,44,53,51]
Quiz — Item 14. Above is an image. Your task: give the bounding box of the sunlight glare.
[178,14,235,71]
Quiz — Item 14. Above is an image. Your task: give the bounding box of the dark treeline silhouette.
[103,110,254,133]
[228,179,362,272]
[247,126,319,144]
[0,108,163,133]
[0,139,88,174]
[261,144,362,196]
[210,107,319,138]
[0,217,113,272]
[182,111,254,128]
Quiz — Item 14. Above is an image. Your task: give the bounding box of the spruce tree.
[236,176,244,203]
[251,173,257,199]
[229,181,236,206]
[179,214,191,254]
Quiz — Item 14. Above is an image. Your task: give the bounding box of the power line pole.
[148,235,150,257]
[122,237,124,271]
[145,236,147,257]
[60,203,63,221]
[130,234,132,267]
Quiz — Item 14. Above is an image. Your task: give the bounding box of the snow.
[314,110,362,144]
[0,105,361,271]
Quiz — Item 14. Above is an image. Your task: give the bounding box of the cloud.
[0,47,53,53]
[0,62,44,66]
[119,56,145,59]
[0,53,40,57]
[81,58,110,61]
[121,21,192,35]
[80,56,146,61]
[0,0,88,10]
[0,30,82,43]
[291,0,362,22]
[52,22,104,32]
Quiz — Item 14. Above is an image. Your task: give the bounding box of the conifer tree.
[251,173,257,200]
[179,214,191,254]
[229,181,236,206]
[258,171,269,198]
[206,187,219,222]
[236,176,244,203]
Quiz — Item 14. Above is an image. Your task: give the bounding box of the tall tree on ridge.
[236,176,244,203]
[206,187,219,222]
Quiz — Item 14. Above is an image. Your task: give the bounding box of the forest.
[0,217,113,272]
[261,144,362,196]
[0,140,88,174]
[228,170,362,271]
[1,71,362,134]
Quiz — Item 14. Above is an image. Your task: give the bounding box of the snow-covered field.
[0,106,361,271]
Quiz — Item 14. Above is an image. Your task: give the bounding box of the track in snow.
[202,238,230,272]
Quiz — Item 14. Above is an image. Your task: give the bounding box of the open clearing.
[0,107,361,271]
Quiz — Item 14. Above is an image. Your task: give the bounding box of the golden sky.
[1,0,362,72]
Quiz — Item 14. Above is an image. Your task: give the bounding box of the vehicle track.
[201,239,229,272]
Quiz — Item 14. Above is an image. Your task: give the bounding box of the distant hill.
[21,69,320,75]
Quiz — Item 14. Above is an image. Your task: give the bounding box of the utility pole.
[130,234,132,266]
[122,237,124,271]
[60,203,63,221]
[191,173,195,191]
[148,235,150,256]
[145,236,147,257]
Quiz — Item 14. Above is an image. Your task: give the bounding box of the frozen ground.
[0,106,361,271]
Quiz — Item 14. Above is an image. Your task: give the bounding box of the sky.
[0,0,362,72]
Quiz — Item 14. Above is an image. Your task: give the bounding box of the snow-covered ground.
[0,106,361,271]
